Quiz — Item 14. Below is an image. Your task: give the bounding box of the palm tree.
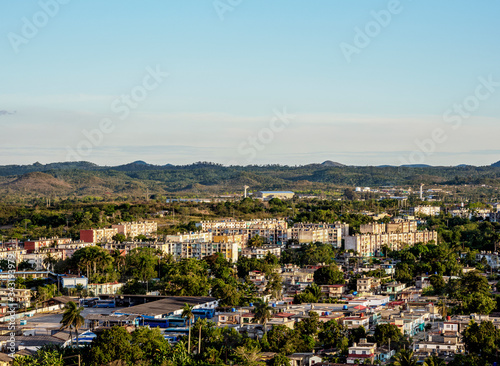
[112,249,126,272]
[252,299,273,333]
[423,355,446,366]
[60,301,84,347]
[181,303,195,353]
[235,344,264,366]
[437,300,447,319]
[43,253,57,271]
[306,283,322,302]
[195,317,208,354]
[392,349,417,366]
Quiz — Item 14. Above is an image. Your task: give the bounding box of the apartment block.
[80,228,118,243]
[241,245,281,259]
[411,206,441,216]
[344,230,437,257]
[24,237,72,252]
[112,221,157,238]
[166,231,213,243]
[287,222,348,247]
[197,219,288,245]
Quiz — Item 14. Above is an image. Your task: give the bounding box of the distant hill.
[492,160,500,168]
[0,161,499,197]
[321,161,345,167]
[1,172,73,193]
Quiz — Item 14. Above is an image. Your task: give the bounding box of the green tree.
[374,323,402,346]
[252,299,273,333]
[392,349,418,366]
[423,355,446,366]
[88,326,133,365]
[181,303,195,353]
[13,350,64,366]
[269,353,291,366]
[248,235,265,247]
[313,264,345,285]
[59,301,84,346]
[112,233,127,243]
[462,320,500,363]
[318,319,349,351]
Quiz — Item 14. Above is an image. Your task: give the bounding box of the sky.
[1,0,500,167]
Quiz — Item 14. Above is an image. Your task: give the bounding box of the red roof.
[273,312,294,318]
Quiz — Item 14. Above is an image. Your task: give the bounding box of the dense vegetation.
[1,161,500,199]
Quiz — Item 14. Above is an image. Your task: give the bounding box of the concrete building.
[166,231,213,243]
[60,275,88,289]
[411,206,441,216]
[357,277,381,294]
[197,219,288,245]
[112,221,157,238]
[344,230,437,257]
[24,237,72,252]
[241,245,281,259]
[287,222,348,246]
[347,339,377,364]
[88,282,124,296]
[0,288,31,308]
[254,191,295,200]
[80,228,118,243]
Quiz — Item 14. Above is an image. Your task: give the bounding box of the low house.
[346,339,376,364]
[60,275,88,289]
[320,284,347,298]
[342,315,370,329]
[288,353,322,366]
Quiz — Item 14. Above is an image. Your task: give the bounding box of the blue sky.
[1,0,499,166]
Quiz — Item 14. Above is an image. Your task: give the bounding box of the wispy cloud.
[0,110,16,116]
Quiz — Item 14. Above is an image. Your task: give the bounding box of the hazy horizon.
[2,1,499,167]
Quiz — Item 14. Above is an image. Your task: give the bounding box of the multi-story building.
[197,219,288,245]
[0,288,32,308]
[287,222,348,247]
[346,339,377,364]
[475,252,500,268]
[344,230,437,257]
[60,275,88,289]
[88,282,123,295]
[411,206,441,216]
[241,245,281,259]
[112,221,157,238]
[166,232,213,243]
[24,237,72,252]
[360,219,418,235]
[171,242,239,262]
[357,276,381,294]
[80,228,118,243]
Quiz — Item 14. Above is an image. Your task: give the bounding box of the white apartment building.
[197,219,288,245]
[166,232,213,243]
[411,205,441,216]
[345,230,437,257]
[112,221,157,238]
[241,245,281,259]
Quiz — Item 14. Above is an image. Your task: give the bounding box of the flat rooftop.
[115,296,216,317]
